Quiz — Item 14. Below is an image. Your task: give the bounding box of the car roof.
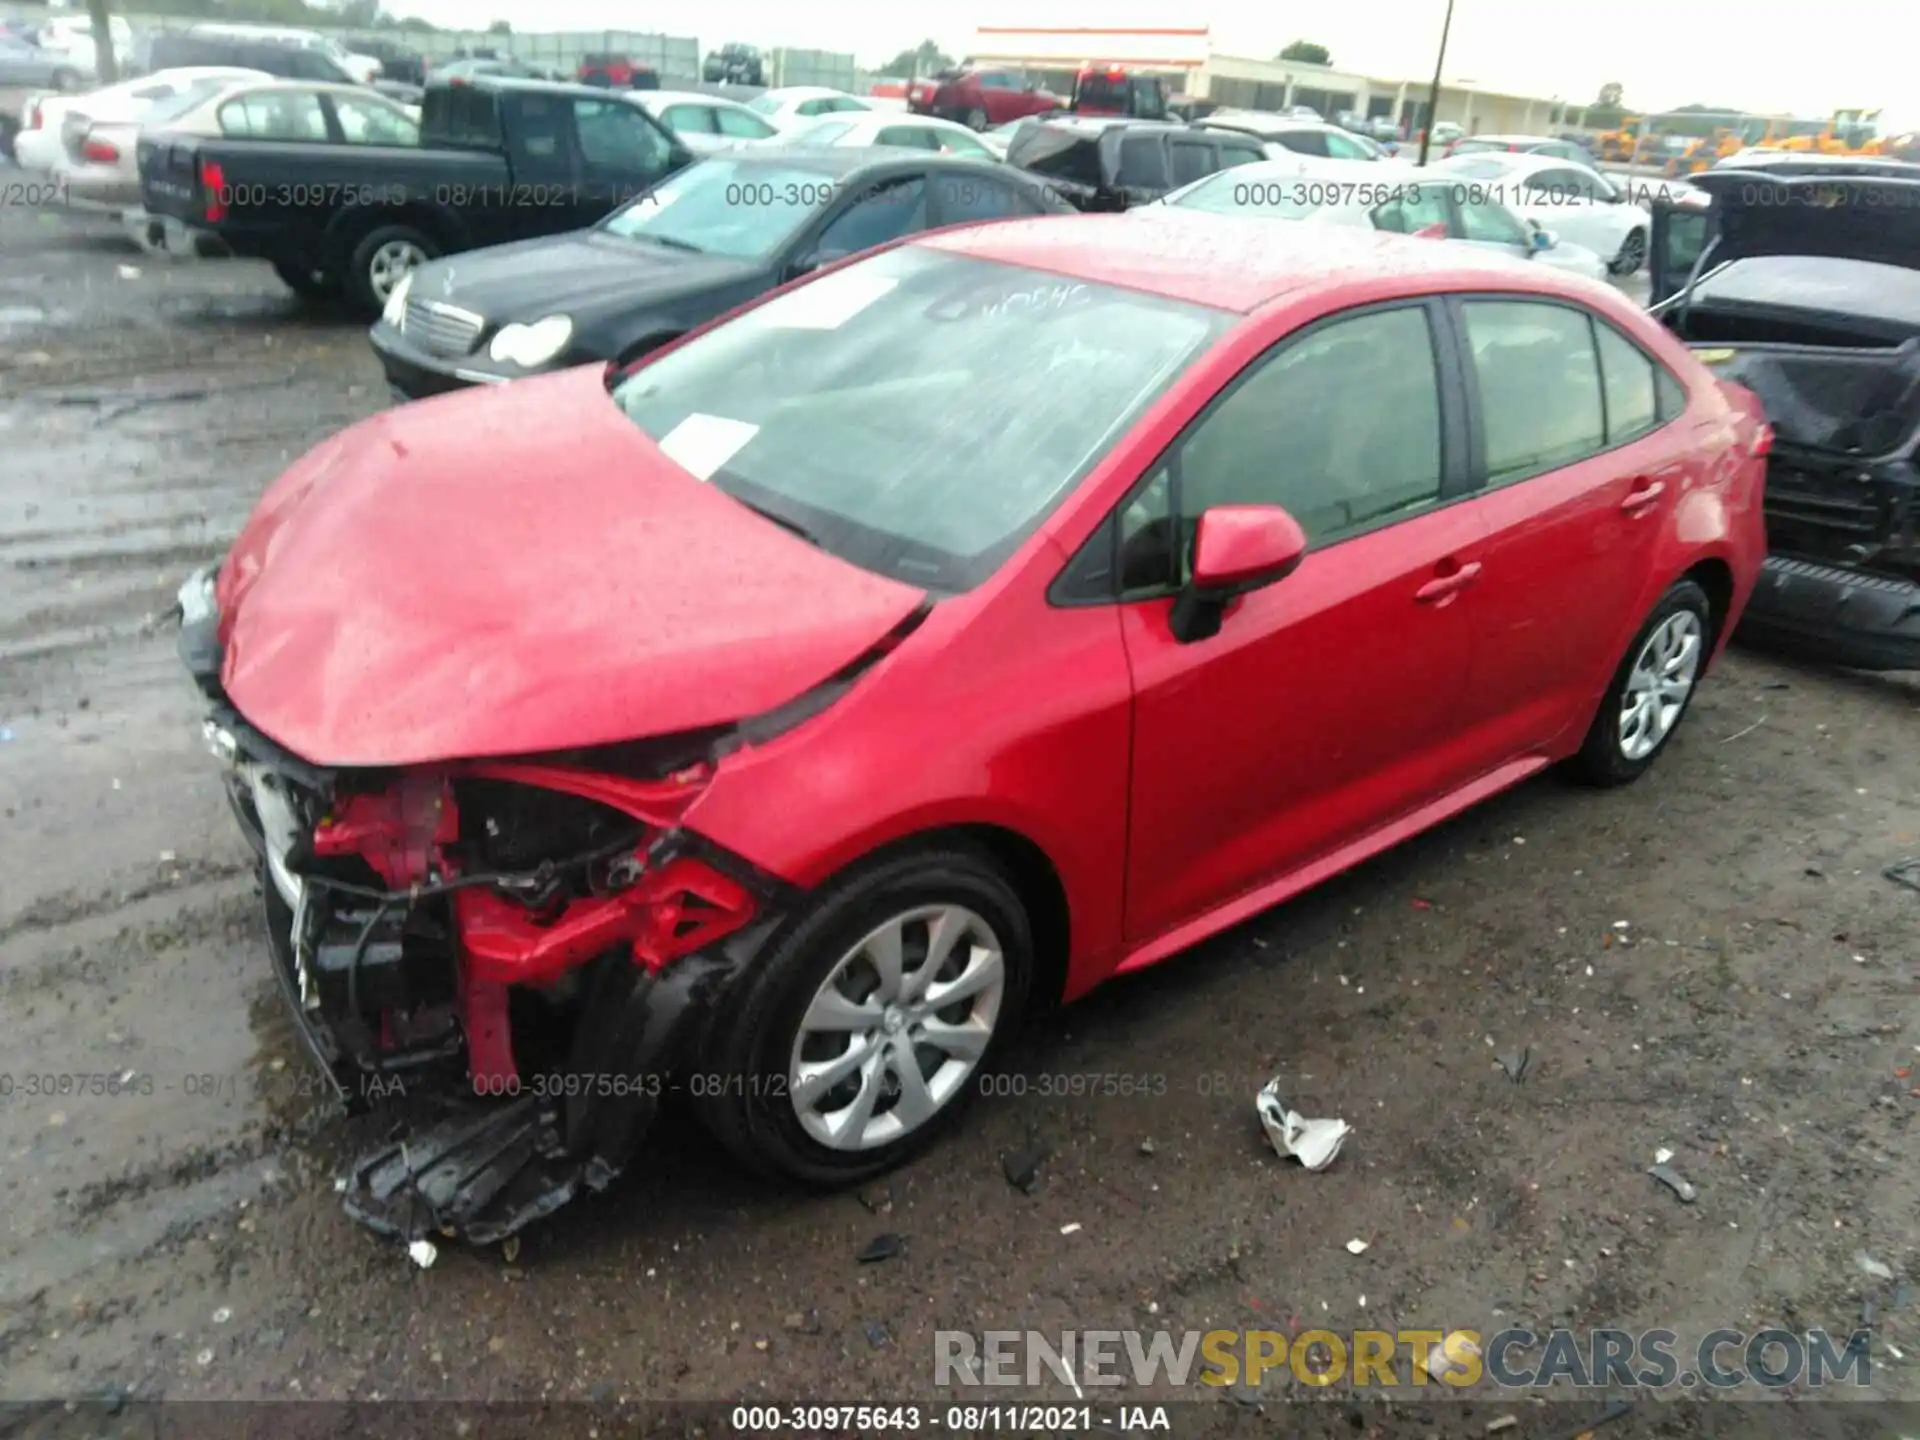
[645,89,754,108]
[1438,150,1591,175]
[1028,115,1184,135]
[1203,110,1333,132]
[762,86,852,100]
[457,74,626,100]
[1463,133,1558,145]
[729,146,1002,178]
[917,208,1586,313]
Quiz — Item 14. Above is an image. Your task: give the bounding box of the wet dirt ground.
[2,191,1917,1436]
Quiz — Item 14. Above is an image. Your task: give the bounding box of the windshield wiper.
[734,496,823,548]
[637,234,705,254]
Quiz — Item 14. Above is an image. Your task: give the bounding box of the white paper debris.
[757,270,898,330]
[118,264,141,280]
[655,413,759,482]
[1346,1238,1369,1255]
[1426,1334,1482,1381]
[1059,1222,1082,1236]
[1257,1078,1351,1172]
[1856,1251,1895,1282]
[212,1307,232,1324]
[408,1239,438,1269]
[1654,1147,1674,1164]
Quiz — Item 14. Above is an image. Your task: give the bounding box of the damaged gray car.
[1648,158,1920,669]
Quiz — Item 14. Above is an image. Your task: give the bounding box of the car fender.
[680,583,1135,985]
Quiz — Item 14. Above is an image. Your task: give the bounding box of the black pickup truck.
[137,75,694,314]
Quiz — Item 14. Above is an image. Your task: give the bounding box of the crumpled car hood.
[215,367,927,768]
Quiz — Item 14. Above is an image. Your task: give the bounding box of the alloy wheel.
[367,239,426,302]
[1618,610,1702,761]
[1614,229,1647,274]
[789,904,1006,1151]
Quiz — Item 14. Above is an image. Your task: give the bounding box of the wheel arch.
[798,821,1073,1014]
[1680,553,1736,655]
[321,202,467,271]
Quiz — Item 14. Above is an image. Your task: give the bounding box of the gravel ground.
[1,194,1917,1436]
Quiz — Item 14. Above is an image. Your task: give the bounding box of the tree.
[879,40,952,78]
[1277,39,1331,65]
[488,18,511,33]
[86,0,118,82]
[1597,81,1623,107]
[1584,82,1626,130]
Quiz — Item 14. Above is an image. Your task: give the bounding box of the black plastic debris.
[1648,1163,1698,1203]
[1886,859,1920,893]
[1497,1047,1533,1083]
[858,1232,903,1264]
[1002,1144,1047,1194]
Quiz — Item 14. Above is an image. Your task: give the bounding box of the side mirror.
[1529,223,1554,252]
[786,250,823,279]
[1169,505,1307,643]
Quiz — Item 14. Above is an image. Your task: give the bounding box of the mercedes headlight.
[381,270,413,329]
[488,315,575,369]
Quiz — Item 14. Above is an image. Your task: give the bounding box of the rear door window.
[1592,322,1662,443]
[1167,136,1217,187]
[662,104,719,135]
[1460,300,1607,483]
[217,90,329,140]
[1274,129,1330,156]
[1322,129,1375,160]
[715,106,774,139]
[1116,132,1169,188]
[812,176,929,261]
[878,124,941,150]
[331,94,419,146]
[569,96,673,171]
[1216,139,1264,167]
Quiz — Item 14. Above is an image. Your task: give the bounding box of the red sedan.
[177,211,1768,1244]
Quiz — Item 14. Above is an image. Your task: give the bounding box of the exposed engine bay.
[188,669,782,1244]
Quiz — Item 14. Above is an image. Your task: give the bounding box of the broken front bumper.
[1737,555,1920,671]
[174,566,781,1243]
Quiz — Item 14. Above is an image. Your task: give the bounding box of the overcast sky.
[385,0,1919,127]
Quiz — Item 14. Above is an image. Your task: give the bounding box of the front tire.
[964,107,989,131]
[344,224,437,317]
[691,846,1033,1186]
[1569,579,1711,787]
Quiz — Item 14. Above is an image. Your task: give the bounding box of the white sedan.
[14,67,268,199]
[1423,151,1653,275]
[1158,158,1612,282]
[744,86,872,132]
[631,89,779,155]
[781,110,999,160]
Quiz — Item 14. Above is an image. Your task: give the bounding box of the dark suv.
[145,30,357,83]
[702,43,763,86]
[1007,117,1265,210]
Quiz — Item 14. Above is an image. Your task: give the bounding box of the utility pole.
[86,0,119,83]
[1415,0,1454,167]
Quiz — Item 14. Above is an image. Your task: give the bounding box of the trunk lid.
[1687,164,1920,271]
[216,367,929,769]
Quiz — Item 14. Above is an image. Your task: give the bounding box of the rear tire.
[1608,226,1648,276]
[344,223,437,318]
[691,846,1033,1187]
[964,107,988,131]
[1568,579,1712,787]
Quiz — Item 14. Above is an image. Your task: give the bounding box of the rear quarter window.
[1116,133,1169,187]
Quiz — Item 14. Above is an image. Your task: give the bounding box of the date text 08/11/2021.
[729,1404,1167,1433]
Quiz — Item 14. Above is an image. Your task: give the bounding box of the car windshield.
[609,247,1231,591]
[1168,168,1330,218]
[599,160,831,260]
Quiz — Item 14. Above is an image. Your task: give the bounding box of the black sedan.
[370,148,1075,401]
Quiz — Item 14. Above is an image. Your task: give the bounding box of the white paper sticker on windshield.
[760,271,897,330]
[656,413,759,481]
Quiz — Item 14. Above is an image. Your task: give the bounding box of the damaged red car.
[178,212,1768,1244]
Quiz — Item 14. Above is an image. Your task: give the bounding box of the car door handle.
[1620,479,1666,513]
[1415,561,1482,603]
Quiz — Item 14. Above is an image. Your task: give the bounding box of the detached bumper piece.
[342,1098,578,1245]
[1737,555,1920,671]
